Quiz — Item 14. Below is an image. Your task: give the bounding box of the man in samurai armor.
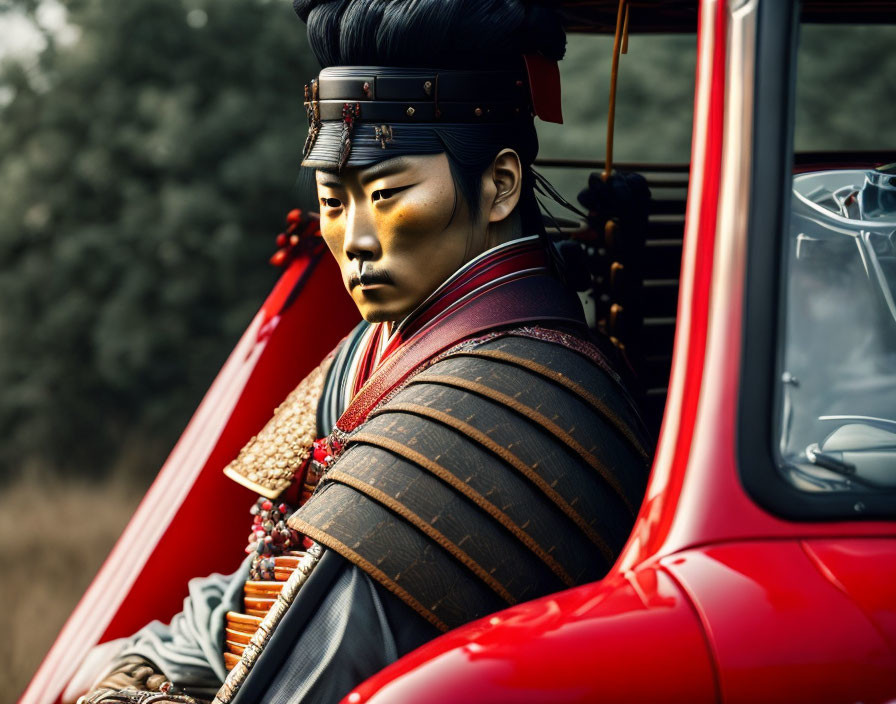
[71,1,651,702]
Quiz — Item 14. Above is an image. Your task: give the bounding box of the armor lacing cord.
[604,0,630,183]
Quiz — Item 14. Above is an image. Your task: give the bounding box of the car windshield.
[777,168,896,491]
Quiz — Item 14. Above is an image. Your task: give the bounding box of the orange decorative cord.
[604,0,629,182]
[622,2,630,55]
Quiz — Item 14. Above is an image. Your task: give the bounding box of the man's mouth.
[348,263,394,290]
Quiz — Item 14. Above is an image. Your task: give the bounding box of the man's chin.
[356,300,415,324]
[360,309,397,324]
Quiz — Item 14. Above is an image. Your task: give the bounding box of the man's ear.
[486,149,523,224]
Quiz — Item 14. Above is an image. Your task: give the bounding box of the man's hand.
[76,656,207,704]
[91,655,169,692]
[77,690,204,704]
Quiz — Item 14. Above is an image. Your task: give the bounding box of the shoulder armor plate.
[222,358,331,499]
[289,332,651,631]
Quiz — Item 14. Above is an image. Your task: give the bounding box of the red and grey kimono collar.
[387,235,549,352]
[339,237,586,432]
[346,236,549,396]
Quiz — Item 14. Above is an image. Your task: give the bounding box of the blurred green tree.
[0,0,319,480]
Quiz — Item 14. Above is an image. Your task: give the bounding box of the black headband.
[302,65,546,171]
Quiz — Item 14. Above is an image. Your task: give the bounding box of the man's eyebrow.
[316,157,413,188]
[315,170,344,189]
[359,157,412,186]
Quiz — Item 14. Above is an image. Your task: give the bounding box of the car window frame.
[737,0,896,520]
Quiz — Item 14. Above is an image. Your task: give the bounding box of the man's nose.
[343,203,380,261]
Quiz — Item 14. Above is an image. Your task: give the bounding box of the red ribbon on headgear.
[523,53,563,124]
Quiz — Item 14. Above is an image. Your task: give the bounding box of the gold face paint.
[316,154,489,323]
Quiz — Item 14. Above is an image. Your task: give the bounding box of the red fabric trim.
[336,269,585,433]
[352,324,385,396]
[382,241,549,359]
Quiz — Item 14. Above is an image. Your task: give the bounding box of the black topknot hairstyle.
[293,0,566,70]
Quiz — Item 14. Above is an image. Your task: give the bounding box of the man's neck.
[387,234,541,343]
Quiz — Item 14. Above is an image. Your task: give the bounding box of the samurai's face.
[316,152,520,323]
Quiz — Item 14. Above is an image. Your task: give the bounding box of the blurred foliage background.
[0,0,320,484]
[0,0,894,697]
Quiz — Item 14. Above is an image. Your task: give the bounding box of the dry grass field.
[0,475,145,700]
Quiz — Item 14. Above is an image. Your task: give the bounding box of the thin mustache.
[348,265,395,289]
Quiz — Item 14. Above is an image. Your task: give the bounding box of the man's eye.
[372,184,413,202]
[320,197,342,208]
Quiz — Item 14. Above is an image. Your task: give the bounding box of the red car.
[22,1,896,702]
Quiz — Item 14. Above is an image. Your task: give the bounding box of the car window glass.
[776,24,896,493]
